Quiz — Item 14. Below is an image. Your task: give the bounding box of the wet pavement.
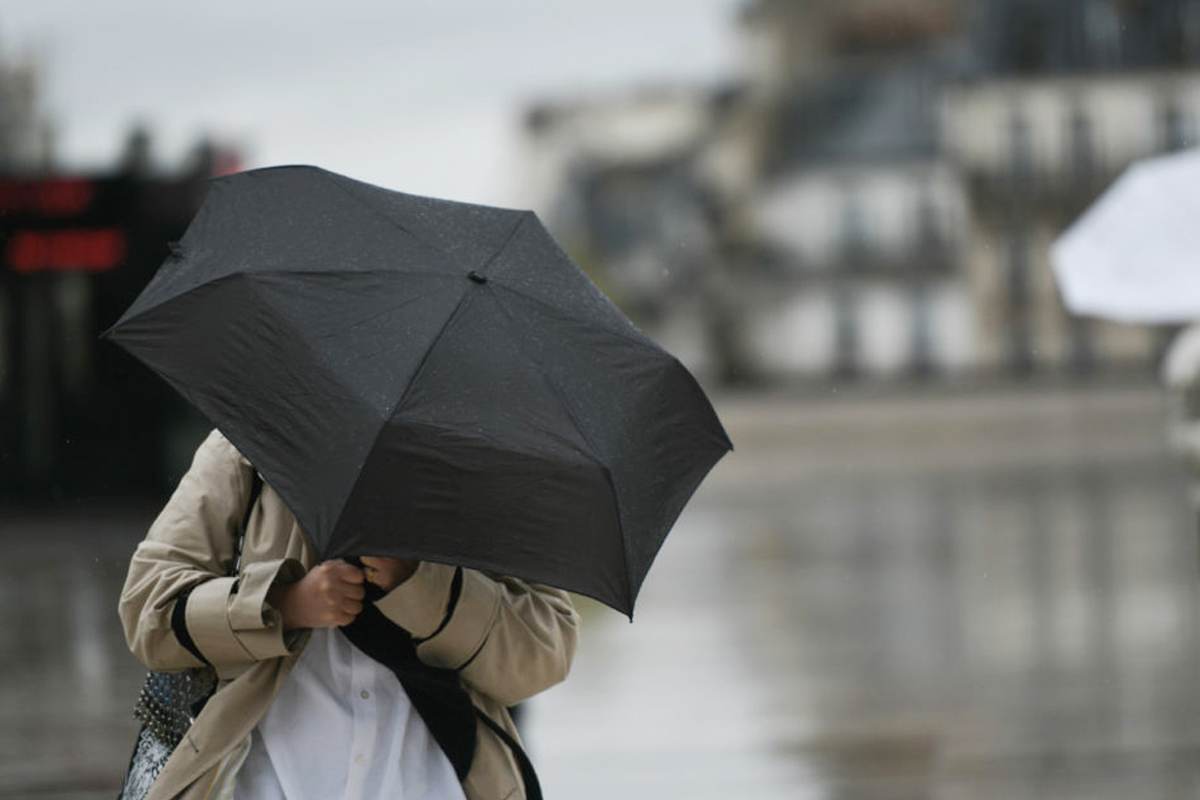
[528,384,1200,799]
[4,383,1199,799]
[0,512,153,799]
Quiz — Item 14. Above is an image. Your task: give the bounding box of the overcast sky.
[0,0,743,205]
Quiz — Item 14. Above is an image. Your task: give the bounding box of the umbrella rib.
[322,170,529,279]
[113,269,456,336]
[319,170,434,256]
[390,288,473,416]
[491,281,666,357]
[326,286,474,537]
[484,285,634,610]
[485,285,607,464]
[476,212,532,275]
[238,267,453,280]
[313,284,452,341]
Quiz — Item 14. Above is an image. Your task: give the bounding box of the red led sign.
[0,178,96,217]
[5,228,128,273]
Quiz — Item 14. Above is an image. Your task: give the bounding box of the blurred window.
[1013,9,1051,72]
[1068,318,1095,376]
[834,288,859,378]
[585,174,656,257]
[1185,1,1200,63]
[909,283,935,377]
[1083,0,1122,67]
[915,189,940,250]
[1069,109,1095,178]
[1184,383,1200,420]
[1010,115,1034,179]
[1157,102,1193,152]
[1007,227,1034,375]
[1007,228,1031,307]
[839,190,870,265]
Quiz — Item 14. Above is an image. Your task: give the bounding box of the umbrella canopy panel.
[333,286,630,608]
[332,274,730,613]
[117,166,526,323]
[107,165,731,616]
[108,269,468,542]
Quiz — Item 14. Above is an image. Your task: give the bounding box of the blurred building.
[736,0,972,382]
[0,47,53,172]
[944,0,1200,376]
[524,0,976,384]
[521,87,741,378]
[0,134,242,498]
[0,49,241,496]
[523,0,1200,387]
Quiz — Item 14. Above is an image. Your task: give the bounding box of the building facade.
[521,87,741,376]
[522,0,1200,386]
[0,48,52,173]
[944,0,1200,376]
[736,0,972,381]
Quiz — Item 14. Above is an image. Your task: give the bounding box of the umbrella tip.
[467,271,488,284]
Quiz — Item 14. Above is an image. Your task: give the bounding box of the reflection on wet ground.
[3,384,1198,799]
[0,513,152,799]
[530,385,1200,799]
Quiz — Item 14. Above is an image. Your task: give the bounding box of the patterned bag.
[118,473,262,800]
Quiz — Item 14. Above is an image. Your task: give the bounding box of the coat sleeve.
[375,562,580,707]
[119,430,305,677]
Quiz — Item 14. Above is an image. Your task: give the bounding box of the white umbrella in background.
[1051,147,1200,323]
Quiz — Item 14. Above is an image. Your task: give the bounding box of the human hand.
[268,560,365,630]
[359,556,419,592]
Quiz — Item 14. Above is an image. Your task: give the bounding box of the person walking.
[120,428,579,800]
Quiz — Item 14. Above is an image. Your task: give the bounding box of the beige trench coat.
[120,430,579,800]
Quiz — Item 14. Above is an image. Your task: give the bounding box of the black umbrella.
[105,165,731,616]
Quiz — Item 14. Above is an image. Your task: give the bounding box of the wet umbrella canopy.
[106,166,731,616]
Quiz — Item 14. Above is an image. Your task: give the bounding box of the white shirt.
[233,627,468,800]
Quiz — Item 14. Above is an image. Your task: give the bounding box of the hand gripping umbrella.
[105,165,731,617]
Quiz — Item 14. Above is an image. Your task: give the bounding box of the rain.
[4,2,1200,799]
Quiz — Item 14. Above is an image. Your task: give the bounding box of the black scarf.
[338,568,544,800]
[338,576,478,779]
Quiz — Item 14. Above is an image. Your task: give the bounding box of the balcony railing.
[963,166,1121,216]
[749,238,961,283]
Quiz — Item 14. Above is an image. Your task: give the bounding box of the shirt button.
[355,754,366,766]
[360,689,370,700]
